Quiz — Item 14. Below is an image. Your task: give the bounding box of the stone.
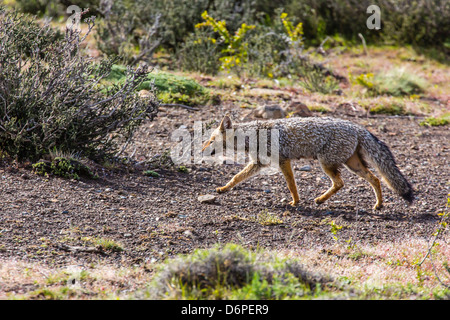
[286,101,312,117]
[253,104,286,119]
[198,194,217,204]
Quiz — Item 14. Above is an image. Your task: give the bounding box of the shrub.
[106,65,216,106]
[369,103,405,116]
[149,0,264,50]
[351,69,428,97]
[177,28,222,75]
[298,66,340,94]
[148,244,335,299]
[33,157,97,180]
[95,0,162,65]
[420,113,450,127]
[195,11,255,74]
[0,8,158,161]
[14,0,100,18]
[243,16,291,78]
[284,0,450,52]
[372,68,428,97]
[13,0,449,60]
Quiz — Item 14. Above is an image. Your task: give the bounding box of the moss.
[106,65,216,106]
[419,113,450,127]
[82,237,123,252]
[143,170,160,177]
[33,157,97,180]
[369,103,406,115]
[177,166,188,173]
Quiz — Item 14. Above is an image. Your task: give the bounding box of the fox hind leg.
[315,163,344,205]
[345,152,383,210]
[216,162,261,193]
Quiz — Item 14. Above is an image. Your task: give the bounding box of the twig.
[160,103,199,111]
[56,243,104,254]
[316,36,330,55]
[358,33,369,57]
[417,196,450,288]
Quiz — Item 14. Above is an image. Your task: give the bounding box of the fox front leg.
[216,162,261,193]
[279,159,300,207]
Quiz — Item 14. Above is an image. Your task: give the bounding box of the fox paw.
[314,197,325,205]
[289,200,299,207]
[373,203,383,210]
[216,187,229,193]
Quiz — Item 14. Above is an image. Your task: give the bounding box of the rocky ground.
[0,96,449,276]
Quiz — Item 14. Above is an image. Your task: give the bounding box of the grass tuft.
[146,244,336,299]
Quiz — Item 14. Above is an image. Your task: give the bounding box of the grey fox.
[202,115,414,210]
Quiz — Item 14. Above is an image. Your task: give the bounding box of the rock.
[298,165,312,171]
[286,101,313,117]
[336,102,366,116]
[183,230,194,238]
[254,104,286,119]
[198,194,217,204]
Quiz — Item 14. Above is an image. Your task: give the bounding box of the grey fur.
[207,116,414,207]
[234,117,414,202]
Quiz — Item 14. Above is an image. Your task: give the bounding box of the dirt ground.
[1,91,449,278]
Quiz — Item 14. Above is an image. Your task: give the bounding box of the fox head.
[202,115,233,152]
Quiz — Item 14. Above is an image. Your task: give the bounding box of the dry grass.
[282,237,450,299]
[0,259,154,299]
[1,236,449,299]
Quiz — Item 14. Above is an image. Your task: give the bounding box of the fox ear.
[219,115,232,131]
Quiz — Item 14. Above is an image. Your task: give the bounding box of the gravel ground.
[0,101,449,272]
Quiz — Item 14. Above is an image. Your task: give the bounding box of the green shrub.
[14,0,100,18]
[298,66,340,94]
[243,13,293,78]
[372,68,428,96]
[143,170,160,177]
[351,69,428,97]
[149,0,264,50]
[147,244,336,299]
[369,103,405,115]
[420,113,450,127]
[0,8,158,161]
[95,0,161,65]
[15,0,448,60]
[33,157,97,180]
[106,65,215,106]
[195,11,256,74]
[284,0,450,53]
[177,28,222,75]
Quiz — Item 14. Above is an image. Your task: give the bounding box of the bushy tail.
[359,130,414,203]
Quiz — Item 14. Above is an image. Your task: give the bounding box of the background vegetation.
[0,0,448,301]
[10,0,450,60]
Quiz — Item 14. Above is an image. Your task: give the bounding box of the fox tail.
[359,130,414,203]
